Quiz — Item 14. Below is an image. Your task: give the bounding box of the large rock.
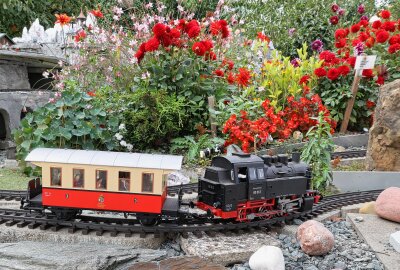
[0,241,167,270]
[366,79,400,170]
[179,232,280,266]
[248,245,285,270]
[167,171,190,186]
[297,220,335,256]
[375,187,400,223]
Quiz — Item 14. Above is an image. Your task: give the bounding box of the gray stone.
[0,223,163,249]
[4,159,18,169]
[347,213,400,270]
[366,79,400,171]
[179,232,280,266]
[0,63,30,89]
[0,241,167,270]
[334,260,347,269]
[389,231,400,253]
[167,171,190,186]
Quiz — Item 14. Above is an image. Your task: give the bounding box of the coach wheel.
[137,214,160,226]
[51,208,78,220]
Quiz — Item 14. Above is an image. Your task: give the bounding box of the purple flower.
[290,58,301,67]
[357,4,365,14]
[354,42,364,56]
[360,15,369,21]
[288,28,296,37]
[311,39,324,52]
[338,8,345,16]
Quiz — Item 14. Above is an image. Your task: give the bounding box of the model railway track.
[0,190,26,201]
[0,190,381,237]
[331,149,366,160]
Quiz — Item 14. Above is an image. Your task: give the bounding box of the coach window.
[50,167,62,186]
[73,169,84,188]
[142,173,154,193]
[96,170,107,190]
[119,171,130,191]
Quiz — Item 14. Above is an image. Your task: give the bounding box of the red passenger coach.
[23,148,182,222]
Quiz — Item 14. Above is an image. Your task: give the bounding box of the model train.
[21,148,319,225]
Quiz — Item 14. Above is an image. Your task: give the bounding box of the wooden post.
[208,96,217,137]
[340,69,362,133]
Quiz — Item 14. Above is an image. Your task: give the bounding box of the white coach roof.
[25,148,183,170]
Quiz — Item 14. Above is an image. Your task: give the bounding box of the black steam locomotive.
[196,152,319,222]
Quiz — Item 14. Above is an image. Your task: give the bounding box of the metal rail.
[0,190,380,237]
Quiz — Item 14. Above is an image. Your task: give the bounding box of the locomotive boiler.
[196,152,318,222]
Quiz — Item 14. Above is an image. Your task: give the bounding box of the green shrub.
[13,81,120,173]
[120,90,188,150]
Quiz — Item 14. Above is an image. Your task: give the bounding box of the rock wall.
[0,91,51,141]
[0,62,30,89]
[366,79,400,171]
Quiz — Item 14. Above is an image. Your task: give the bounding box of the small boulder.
[296,220,324,240]
[248,245,285,270]
[297,220,335,256]
[375,187,400,223]
[359,201,376,215]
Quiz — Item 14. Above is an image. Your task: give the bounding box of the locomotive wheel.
[137,214,160,226]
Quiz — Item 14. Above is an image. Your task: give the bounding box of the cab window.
[96,170,107,189]
[119,171,130,191]
[50,167,62,186]
[237,167,248,182]
[142,173,154,192]
[248,168,257,181]
[73,169,84,188]
[257,168,265,179]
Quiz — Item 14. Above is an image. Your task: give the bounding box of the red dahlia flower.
[338,65,350,76]
[335,28,348,40]
[55,13,71,26]
[74,29,86,42]
[314,67,327,77]
[380,10,391,19]
[346,56,357,67]
[134,49,145,63]
[204,51,217,60]
[299,75,311,85]
[192,42,206,56]
[145,37,160,51]
[362,69,374,79]
[327,68,340,80]
[365,37,375,48]
[330,16,339,25]
[185,20,201,38]
[331,3,340,13]
[351,24,361,33]
[210,20,230,38]
[90,9,104,18]
[201,40,213,51]
[366,100,376,109]
[214,69,224,77]
[382,21,396,32]
[376,30,390,43]
[227,72,235,84]
[376,76,385,85]
[359,20,369,27]
[335,38,347,48]
[257,32,270,43]
[388,44,400,54]
[359,32,369,42]
[389,34,400,45]
[372,20,382,29]
[235,68,251,87]
[319,50,337,63]
[153,23,167,38]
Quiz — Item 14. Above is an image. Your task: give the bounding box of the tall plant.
[301,112,334,190]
